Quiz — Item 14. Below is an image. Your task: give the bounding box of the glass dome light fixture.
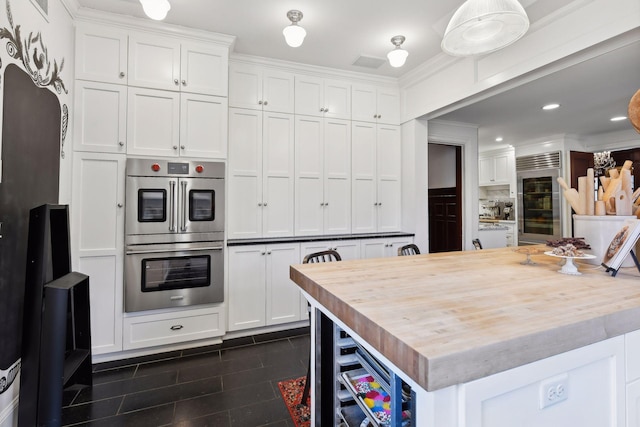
[441,0,529,57]
[283,10,307,48]
[139,0,171,21]
[387,35,409,68]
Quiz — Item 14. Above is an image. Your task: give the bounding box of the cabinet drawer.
[123,307,224,350]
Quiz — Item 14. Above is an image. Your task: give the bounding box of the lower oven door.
[125,241,223,312]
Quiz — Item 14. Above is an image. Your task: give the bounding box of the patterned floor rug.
[277,376,311,427]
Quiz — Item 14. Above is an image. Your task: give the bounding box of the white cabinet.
[352,84,400,125]
[229,63,294,113]
[128,34,228,96]
[123,306,224,350]
[300,240,361,261]
[628,380,640,427]
[71,153,125,355]
[227,243,301,331]
[479,151,514,187]
[74,81,127,153]
[228,108,295,239]
[75,24,128,85]
[360,237,413,259]
[500,222,517,247]
[352,122,402,234]
[295,76,351,119]
[295,116,351,236]
[127,87,227,158]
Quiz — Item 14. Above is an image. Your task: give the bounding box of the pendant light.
[283,10,307,48]
[441,0,529,57]
[387,35,409,68]
[139,0,171,21]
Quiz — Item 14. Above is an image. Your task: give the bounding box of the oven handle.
[181,180,188,232]
[169,180,177,232]
[126,246,223,255]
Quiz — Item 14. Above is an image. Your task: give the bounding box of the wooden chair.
[472,238,483,250]
[300,249,341,405]
[398,243,420,256]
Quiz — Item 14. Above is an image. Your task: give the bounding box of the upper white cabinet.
[295,76,351,119]
[295,116,351,236]
[228,108,295,239]
[74,80,127,153]
[75,24,128,85]
[352,84,400,125]
[479,149,516,196]
[126,87,227,158]
[229,63,294,113]
[352,122,402,233]
[128,34,228,96]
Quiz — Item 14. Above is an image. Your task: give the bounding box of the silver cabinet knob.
[182,80,187,86]
[320,108,324,112]
[180,145,185,150]
[263,202,268,207]
[324,108,329,113]
[118,141,124,147]
[267,250,272,255]
[117,203,123,208]
[174,79,179,85]
[258,202,263,207]
[173,145,178,150]
[119,71,125,78]
[258,100,263,105]
[263,100,268,105]
[261,251,266,255]
[373,114,377,119]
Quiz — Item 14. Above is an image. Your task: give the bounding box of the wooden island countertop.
[290,246,640,391]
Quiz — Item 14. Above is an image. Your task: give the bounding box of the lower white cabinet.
[360,237,413,259]
[227,243,302,331]
[123,306,224,350]
[300,240,360,261]
[71,153,125,355]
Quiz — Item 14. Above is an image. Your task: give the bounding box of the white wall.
[428,143,457,189]
[0,0,75,425]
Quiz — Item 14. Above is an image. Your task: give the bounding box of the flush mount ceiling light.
[387,35,409,68]
[610,116,627,122]
[542,103,560,110]
[441,0,529,57]
[283,10,306,48]
[139,0,171,21]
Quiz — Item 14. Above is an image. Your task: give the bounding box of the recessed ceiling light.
[610,116,627,122]
[542,103,560,110]
[495,137,503,142]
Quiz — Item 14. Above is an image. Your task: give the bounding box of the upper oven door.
[126,175,178,236]
[177,177,225,235]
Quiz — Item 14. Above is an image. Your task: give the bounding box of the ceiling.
[74,0,639,149]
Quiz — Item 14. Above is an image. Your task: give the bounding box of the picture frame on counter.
[601,218,640,276]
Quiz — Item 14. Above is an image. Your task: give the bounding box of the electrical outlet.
[539,373,569,409]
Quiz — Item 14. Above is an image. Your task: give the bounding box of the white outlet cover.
[539,373,569,409]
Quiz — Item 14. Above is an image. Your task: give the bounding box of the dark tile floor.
[61,327,310,427]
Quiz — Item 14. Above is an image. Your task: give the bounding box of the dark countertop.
[227,231,415,246]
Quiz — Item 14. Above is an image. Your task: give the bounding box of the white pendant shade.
[387,48,408,68]
[283,24,307,48]
[441,0,529,56]
[140,0,171,21]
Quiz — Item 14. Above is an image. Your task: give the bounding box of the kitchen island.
[290,246,640,426]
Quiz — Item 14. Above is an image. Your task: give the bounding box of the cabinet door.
[324,118,351,235]
[493,153,510,184]
[263,70,295,113]
[227,246,266,331]
[479,156,495,185]
[352,122,377,234]
[628,379,640,427]
[266,244,302,325]
[295,75,324,117]
[323,79,351,120]
[128,34,181,91]
[127,87,180,157]
[229,63,262,110]
[75,25,128,84]
[262,112,295,237]
[74,81,127,153]
[180,42,228,96]
[388,237,413,257]
[352,84,377,123]
[180,93,228,159]
[295,115,324,236]
[377,125,402,232]
[72,153,125,354]
[360,239,386,259]
[376,87,401,125]
[333,240,360,260]
[228,108,263,239]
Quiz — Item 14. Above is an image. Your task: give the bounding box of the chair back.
[398,244,420,256]
[472,239,483,250]
[303,249,342,264]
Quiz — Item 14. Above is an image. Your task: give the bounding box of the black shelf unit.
[18,204,92,427]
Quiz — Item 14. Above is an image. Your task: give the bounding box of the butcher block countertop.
[289,246,640,391]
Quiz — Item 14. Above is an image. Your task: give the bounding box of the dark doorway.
[0,63,61,372]
[428,144,462,253]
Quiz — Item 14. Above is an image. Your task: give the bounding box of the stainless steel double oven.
[124,159,225,312]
